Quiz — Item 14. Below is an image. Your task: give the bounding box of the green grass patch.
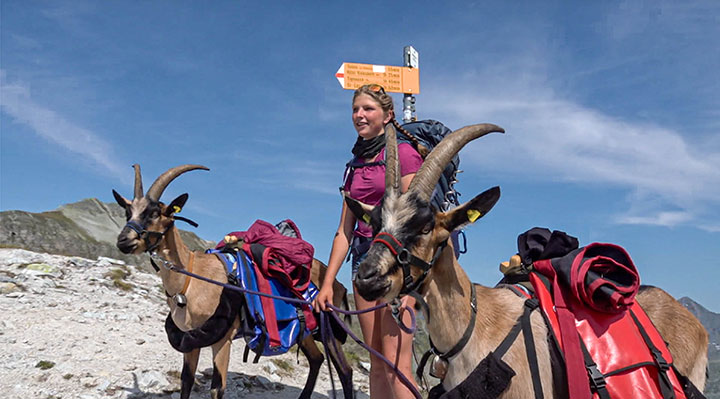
[104,267,133,291]
[35,360,55,370]
[270,358,295,373]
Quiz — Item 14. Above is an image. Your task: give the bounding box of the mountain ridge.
[0,198,718,397]
[0,197,214,271]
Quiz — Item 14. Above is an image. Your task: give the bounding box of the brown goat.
[112,164,354,399]
[345,124,708,398]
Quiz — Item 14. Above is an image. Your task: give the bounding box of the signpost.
[402,46,418,122]
[335,62,420,94]
[335,45,420,122]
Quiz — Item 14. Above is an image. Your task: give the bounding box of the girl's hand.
[313,285,334,312]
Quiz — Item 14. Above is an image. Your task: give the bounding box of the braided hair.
[353,84,429,158]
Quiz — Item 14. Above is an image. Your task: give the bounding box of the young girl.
[313,84,424,398]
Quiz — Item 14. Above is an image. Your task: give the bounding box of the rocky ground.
[0,248,371,399]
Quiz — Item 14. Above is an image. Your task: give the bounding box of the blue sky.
[1,1,718,311]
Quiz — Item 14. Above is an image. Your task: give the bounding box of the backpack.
[343,119,466,256]
[208,219,319,362]
[499,227,701,399]
[343,120,460,211]
[399,119,461,212]
[236,247,318,362]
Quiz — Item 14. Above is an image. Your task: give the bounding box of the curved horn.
[384,123,400,195]
[133,164,144,199]
[145,164,210,202]
[408,123,504,202]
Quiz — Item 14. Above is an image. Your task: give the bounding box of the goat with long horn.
[345,125,708,398]
[113,164,355,399]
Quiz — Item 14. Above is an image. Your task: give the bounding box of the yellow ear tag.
[362,214,371,224]
[467,209,482,223]
[173,205,182,214]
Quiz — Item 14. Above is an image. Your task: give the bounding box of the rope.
[153,252,422,398]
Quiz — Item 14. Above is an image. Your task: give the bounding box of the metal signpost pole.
[402,46,419,123]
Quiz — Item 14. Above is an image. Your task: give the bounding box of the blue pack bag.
[208,248,319,362]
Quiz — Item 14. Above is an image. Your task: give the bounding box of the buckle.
[587,364,606,391]
[389,298,403,325]
[653,350,670,371]
[397,248,411,265]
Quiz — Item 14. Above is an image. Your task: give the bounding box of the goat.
[345,124,709,398]
[112,164,354,399]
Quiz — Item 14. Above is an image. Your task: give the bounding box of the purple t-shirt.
[344,143,423,238]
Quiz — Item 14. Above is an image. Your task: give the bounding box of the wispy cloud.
[0,71,127,179]
[421,71,720,231]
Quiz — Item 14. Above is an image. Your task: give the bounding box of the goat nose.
[116,229,138,254]
[356,265,379,281]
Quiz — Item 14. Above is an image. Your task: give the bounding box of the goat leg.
[180,348,200,399]
[210,319,239,399]
[298,335,325,399]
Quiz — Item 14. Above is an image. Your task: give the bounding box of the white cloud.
[0,71,126,179]
[419,72,720,230]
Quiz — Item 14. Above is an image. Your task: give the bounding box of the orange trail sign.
[335,62,420,94]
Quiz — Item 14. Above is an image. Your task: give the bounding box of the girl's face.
[352,94,392,140]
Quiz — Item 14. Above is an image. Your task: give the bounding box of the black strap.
[341,157,386,192]
[521,299,544,399]
[492,299,544,399]
[439,283,477,361]
[416,349,435,381]
[296,307,306,347]
[630,310,676,399]
[494,313,524,359]
[150,258,160,272]
[415,283,476,381]
[173,215,198,228]
[581,340,611,399]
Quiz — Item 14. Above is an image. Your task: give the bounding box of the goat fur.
[114,174,354,399]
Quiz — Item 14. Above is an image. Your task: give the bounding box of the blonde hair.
[352,84,429,157]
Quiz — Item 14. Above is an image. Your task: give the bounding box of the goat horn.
[145,164,210,202]
[408,124,504,202]
[133,164,144,199]
[384,123,400,196]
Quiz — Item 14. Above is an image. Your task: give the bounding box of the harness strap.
[416,283,477,380]
[372,232,448,295]
[173,215,198,227]
[150,258,160,272]
[521,298,544,399]
[440,283,477,361]
[163,251,195,298]
[581,340,611,399]
[630,309,676,399]
[340,157,387,193]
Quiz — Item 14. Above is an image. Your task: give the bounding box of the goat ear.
[440,186,501,232]
[165,193,189,216]
[112,190,131,209]
[343,192,375,225]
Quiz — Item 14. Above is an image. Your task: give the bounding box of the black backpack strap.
[340,156,386,193]
[629,310,676,399]
[296,307,306,346]
[520,299,544,399]
[581,339,611,399]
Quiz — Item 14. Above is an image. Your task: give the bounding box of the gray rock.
[136,370,170,391]
[0,282,18,294]
[359,361,371,372]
